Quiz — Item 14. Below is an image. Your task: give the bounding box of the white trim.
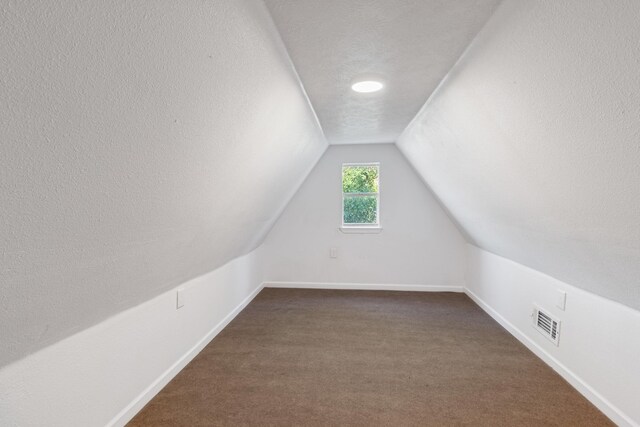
[339,226,383,234]
[465,288,637,427]
[342,162,381,167]
[107,283,264,427]
[108,281,633,427]
[342,162,380,228]
[264,281,464,292]
[343,192,378,197]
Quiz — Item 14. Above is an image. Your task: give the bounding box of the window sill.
[339,226,383,234]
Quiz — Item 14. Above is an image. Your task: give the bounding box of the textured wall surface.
[466,245,640,426]
[0,249,264,427]
[0,0,326,366]
[398,0,640,310]
[262,144,467,286]
[265,0,500,144]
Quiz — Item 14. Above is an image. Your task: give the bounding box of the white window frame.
[341,162,380,230]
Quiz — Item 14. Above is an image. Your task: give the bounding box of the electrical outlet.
[177,288,185,309]
[556,289,566,311]
[330,247,338,258]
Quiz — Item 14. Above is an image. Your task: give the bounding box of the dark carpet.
[129,289,612,426]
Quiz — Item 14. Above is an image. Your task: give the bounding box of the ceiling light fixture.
[351,80,384,93]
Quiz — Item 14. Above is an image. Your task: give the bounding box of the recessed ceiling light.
[351,80,384,93]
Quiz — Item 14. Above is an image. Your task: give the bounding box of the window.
[342,163,380,227]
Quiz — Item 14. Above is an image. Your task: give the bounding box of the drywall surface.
[0,249,264,427]
[398,0,640,309]
[0,0,326,366]
[264,0,500,145]
[261,144,467,286]
[466,245,640,426]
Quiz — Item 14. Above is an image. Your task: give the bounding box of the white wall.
[0,247,265,427]
[398,0,640,310]
[466,245,640,427]
[0,0,326,366]
[2,1,637,425]
[4,243,636,427]
[262,144,467,288]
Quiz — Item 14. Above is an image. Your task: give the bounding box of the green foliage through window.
[342,164,379,225]
[342,165,379,193]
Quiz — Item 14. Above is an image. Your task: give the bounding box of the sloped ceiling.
[264,0,501,145]
[3,0,638,369]
[398,0,640,309]
[0,0,326,366]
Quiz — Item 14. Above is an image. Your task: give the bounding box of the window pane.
[343,195,378,224]
[342,165,379,193]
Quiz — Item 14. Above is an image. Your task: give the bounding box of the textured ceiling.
[398,0,640,310]
[0,0,326,366]
[265,0,501,144]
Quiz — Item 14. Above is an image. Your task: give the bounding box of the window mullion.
[343,192,378,197]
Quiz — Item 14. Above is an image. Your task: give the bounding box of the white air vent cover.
[532,306,560,346]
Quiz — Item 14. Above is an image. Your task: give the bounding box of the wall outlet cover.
[556,290,567,311]
[177,288,185,309]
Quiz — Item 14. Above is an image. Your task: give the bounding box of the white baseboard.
[108,281,632,426]
[107,283,264,427]
[109,281,457,425]
[465,288,636,427]
[264,281,464,292]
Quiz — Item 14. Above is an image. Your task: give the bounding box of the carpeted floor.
[128,289,612,426]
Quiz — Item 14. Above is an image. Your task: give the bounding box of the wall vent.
[532,306,560,346]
